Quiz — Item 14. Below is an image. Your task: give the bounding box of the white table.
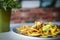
[0,23,60,40]
[0,24,23,40]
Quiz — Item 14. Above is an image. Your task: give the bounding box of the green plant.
[0,0,20,10]
[0,0,20,32]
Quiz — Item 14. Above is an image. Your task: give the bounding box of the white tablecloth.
[0,24,23,40]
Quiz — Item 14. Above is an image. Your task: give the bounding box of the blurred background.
[10,0,60,24]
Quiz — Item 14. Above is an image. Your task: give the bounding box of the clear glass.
[0,7,11,32]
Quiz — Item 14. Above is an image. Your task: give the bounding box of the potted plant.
[0,0,20,32]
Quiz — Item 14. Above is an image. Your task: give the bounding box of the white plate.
[12,22,60,40]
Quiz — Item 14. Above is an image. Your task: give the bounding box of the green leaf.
[0,0,20,9]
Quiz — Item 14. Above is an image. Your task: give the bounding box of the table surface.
[0,22,60,40]
[0,24,22,40]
